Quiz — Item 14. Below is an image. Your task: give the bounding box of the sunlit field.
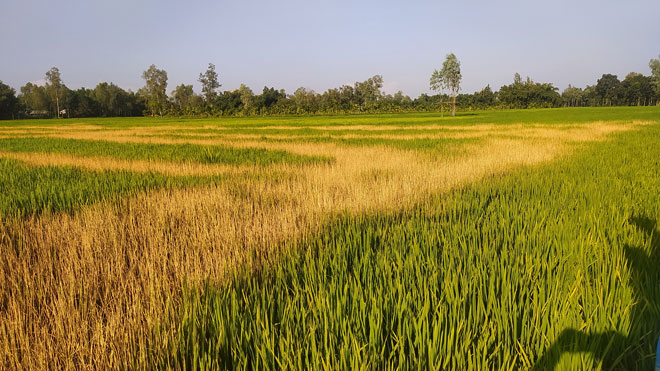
[1,107,659,369]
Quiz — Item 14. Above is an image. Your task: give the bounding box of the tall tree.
[514,72,522,85]
[595,74,620,106]
[237,84,254,114]
[92,82,128,116]
[498,75,562,108]
[171,84,196,114]
[68,88,100,117]
[430,53,462,116]
[141,64,168,116]
[650,55,660,98]
[198,63,221,104]
[582,85,599,106]
[0,81,19,119]
[474,85,496,108]
[353,75,383,110]
[292,87,318,113]
[45,67,63,118]
[562,84,584,107]
[20,82,51,115]
[620,72,654,106]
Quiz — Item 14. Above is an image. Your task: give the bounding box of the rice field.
[0,107,659,370]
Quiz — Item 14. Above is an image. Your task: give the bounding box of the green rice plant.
[0,137,332,166]
[153,134,477,158]
[153,123,660,369]
[2,106,659,130]
[0,158,221,217]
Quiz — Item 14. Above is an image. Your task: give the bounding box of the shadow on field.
[533,216,660,370]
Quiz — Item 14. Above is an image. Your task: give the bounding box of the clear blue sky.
[1,0,659,97]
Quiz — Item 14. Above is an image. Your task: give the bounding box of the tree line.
[1,55,659,120]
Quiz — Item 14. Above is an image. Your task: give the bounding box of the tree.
[255,87,286,114]
[595,74,620,106]
[498,75,562,108]
[514,72,522,85]
[216,90,242,115]
[473,85,496,108]
[237,84,254,114]
[141,64,168,116]
[650,55,660,100]
[45,67,63,118]
[620,73,655,106]
[292,87,319,113]
[430,53,462,116]
[171,84,196,114]
[92,82,130,117]
[68,88,100,117]
[319,88,343,113]
[20,82,51,115]
[338,84,356,110]
[562,84,584,107]
[582,85,599,106]
[198,63,221,104]
[353,75,383,110]
[0,81,19,119]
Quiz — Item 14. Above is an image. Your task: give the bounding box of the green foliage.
[620,73,656,106]
[596,74,621,106]
[237,84,255,114]
[199,63,221,104]
[561,84,584,107]
[45,67,64,117]
[63,86,146,118]
[19,82,51,116]
[430,53,462,116]
[353,75,384,110]
[498,75,562,108]
[430,53,462,96]
[91,82,141,117]
[0,137,331,166]
[0,81,18,120]
[0,158,216,217]
[171,84,204,116]
[292,87,318,114]
[649,55,660,87]
[156,124,660,369]
[141,64,169,116]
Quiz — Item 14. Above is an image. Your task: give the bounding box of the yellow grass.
[0,151,254,177]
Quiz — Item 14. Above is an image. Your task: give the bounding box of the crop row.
[0,158,222,217]
[0,137,331,166]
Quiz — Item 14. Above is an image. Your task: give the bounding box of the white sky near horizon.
[1,0,659,97]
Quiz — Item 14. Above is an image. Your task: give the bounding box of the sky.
[1,0,659,97]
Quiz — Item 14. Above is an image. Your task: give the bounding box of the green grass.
[2,106,659,129]
[155,133,477,158]
[154,123,660,369]
[264,136,478,158]
[0,137,331,166]
[0,158,225,217]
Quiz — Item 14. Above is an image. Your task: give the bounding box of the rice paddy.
[1,107,659,369]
